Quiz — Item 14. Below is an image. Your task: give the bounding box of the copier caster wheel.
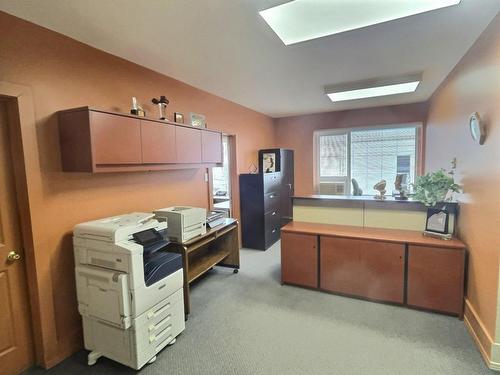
[88,351,102,366]
[233,269,239,274]
[168,338,177,346]
[148,356,157,364]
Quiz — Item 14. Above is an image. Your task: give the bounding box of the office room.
[0,1,498,374]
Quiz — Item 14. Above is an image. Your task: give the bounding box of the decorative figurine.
[373,180,387,200]
[394,174,408,200]
[151,96,169,120]
[130,97,145,117]
[352,178,363,196]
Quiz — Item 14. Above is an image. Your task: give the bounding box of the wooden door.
[281,232,318,288]
[90,111,142,165]
[201,131,222,163]
[0,101,34,374]
[176,126,202,163]
[320,236,405,303]
[407,245,465,315]
[141,120,177,164]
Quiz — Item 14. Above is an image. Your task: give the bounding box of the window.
[316,125,419,195]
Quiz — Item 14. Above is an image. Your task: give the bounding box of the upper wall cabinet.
[91,111,142,165]
[58,107,223,172]
[176,126,202,164]
[202,131,222,163]
[141,120,177,164]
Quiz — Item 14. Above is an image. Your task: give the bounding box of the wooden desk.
[167,218,240,316]
[281,221,466,318]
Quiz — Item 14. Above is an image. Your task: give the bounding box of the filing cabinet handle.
[272,211,276,216]
[270,194,275,198]
[272,229,277,234]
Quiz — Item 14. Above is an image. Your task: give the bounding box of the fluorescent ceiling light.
[325,74,421,102]
[260,0,461,45]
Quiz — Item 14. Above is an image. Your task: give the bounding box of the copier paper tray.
[143,252,182,287]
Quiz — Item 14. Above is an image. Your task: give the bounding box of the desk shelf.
[188,249,230,283]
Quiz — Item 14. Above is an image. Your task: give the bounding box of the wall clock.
[469,112,486,145]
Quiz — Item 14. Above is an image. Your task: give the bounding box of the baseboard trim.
[463,298,498,371]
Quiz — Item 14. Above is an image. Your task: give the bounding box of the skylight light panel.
[326,81,420,102]
[259,0,461,45]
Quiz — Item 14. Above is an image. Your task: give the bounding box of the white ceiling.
[0,0,498,117]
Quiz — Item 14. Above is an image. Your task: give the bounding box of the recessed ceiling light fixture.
[325,74,422,102]
[260,0,461,45]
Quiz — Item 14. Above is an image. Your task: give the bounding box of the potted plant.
[412,168,462,207]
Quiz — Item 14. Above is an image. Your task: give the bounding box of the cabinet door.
[141,121,176,164]
[201,131,222,163]
[90,111,142,165]
[176,126,202,163]
[281,232,318,288]
[320,237,405,303]
[407,245,465,315]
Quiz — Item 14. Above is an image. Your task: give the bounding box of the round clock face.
[469,112,485,145]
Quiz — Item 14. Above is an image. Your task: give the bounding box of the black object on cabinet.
[240,149,294,250]
[258,148,294,227]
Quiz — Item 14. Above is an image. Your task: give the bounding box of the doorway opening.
[211,135,232,217]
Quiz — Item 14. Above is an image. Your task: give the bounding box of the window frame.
[314,122,422,195]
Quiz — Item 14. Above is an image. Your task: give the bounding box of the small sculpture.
[394,174,408,200]
[352,178,363,196]
[130,97,145,117]
[373,180,387,200]
[151,96,169,120]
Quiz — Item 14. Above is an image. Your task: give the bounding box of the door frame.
[0,82,44,367]
[207,134,240,242]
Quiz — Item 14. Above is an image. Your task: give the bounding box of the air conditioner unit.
[319,182,345,195]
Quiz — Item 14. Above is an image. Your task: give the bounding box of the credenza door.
[407,245,465,315]
[281,232,318,288]
[320,236,405,303]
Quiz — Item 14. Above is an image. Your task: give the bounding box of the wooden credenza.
[58,107,222,172]
[281,222,466,317]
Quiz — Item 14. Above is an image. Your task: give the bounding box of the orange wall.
[426,16,500,339]
[274,103,429,195]
[0,11,274,367]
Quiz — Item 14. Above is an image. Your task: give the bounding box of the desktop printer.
[154,206,207,243]
[73,212,185,370]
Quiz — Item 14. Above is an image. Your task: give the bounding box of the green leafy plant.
[412,169,461,207]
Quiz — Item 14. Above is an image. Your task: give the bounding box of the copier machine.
[73,212,185,369]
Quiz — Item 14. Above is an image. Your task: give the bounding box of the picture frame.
[425,207,449,234]
[258,149,281,173]
[174,112,184,124]
[262,152,276,173]
[190,113,206,128]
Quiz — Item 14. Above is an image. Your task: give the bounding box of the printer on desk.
[154,206,206,243]
[73,212,185,370]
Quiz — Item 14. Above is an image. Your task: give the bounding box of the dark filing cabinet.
[240,149,294,250]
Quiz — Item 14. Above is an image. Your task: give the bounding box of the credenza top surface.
[282,221,465,249]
